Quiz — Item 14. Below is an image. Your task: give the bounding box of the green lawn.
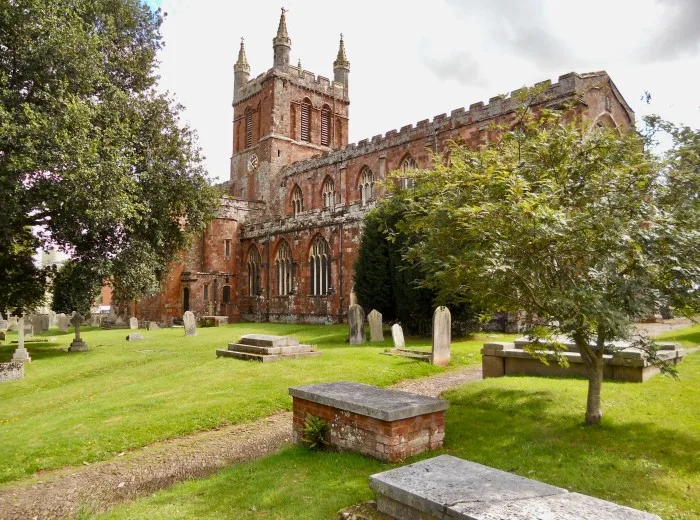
[98,343,700,520]
[0,323,497,484]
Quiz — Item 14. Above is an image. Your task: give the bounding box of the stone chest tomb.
[289,381,447,461]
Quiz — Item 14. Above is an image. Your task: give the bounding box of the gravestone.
[348,304,366,345]
[129,317,138,330]
[68,313,88,352]
[126,333,144,341]
[115,316,125,326]
[183,311,197,336]
[391,324,405,349]
[90,313,102,327]
[431,306,451,367]
[23,324,33,337]
[39,314,50,332]
[0,331,5,341]
[57,314,70,333]
[368,309,384,342]
[12,317,31,363]
[0,319,7,331]
[349,286,358,307]
[147,322,159,331]
[29,315,42,334]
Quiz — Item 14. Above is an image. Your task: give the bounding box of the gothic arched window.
[247,246,261,296]
[399,155,417,190]
[359,167,375,205]
[292,185,303,216]
[309,236,331,296]
[301,99,311,142]
[245,108,253,149]
[276,241,293,296]
[322,177,336,210]
[321,106,331,146]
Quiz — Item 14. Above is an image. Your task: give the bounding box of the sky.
[146,0,700,183]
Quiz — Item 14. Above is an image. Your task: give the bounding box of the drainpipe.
[266,232,271,322]
[339,223,344,323]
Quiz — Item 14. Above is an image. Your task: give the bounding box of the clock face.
[247,154,259,172]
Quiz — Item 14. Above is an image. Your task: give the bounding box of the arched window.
[275,241,293,296]
[309,236,331,296]
[399,155,417,190]
[247,247,261,296]
[321,106,331,146]
[292,185,303,216]
[245,108,253,149]
[322,177,336,210]
[359,167,375,205]
[301,99,311,142]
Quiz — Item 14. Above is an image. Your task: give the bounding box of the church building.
[132,10,635,325]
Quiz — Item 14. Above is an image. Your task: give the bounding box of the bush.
[301,414,330,451]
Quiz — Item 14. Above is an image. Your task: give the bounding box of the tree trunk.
[585,360,604,425]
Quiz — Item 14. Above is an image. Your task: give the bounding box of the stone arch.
[357,166,375,205]
[591,112,619,130]
[399,153,417,190]
[274,239,293,296]
[247,245,262,296]
[321,175,336,210]
[290,183,303,216]
[308,234,331,296]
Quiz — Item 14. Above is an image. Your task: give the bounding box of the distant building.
[130,10,635,325]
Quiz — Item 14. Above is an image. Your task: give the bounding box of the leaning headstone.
[391,323,405,349]
[431,306,451,367]
[57,314,70,333]
[183,311,197,336]
[12,317,31,363]
[348,304,366,345]
[147,322,159,331]
[129,317,138,330]
[68,313,88,352]
[126,333,144,341]
[368,309,384,342]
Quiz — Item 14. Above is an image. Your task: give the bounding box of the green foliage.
[0,227,51,315]
[51,260,103,316]
[394,92,700,423]
[0,0,219,308]
[301,413,330,451]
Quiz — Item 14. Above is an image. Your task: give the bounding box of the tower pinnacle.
[234,37,251,99]
[273,7,291,69]
[333,33,350,91]
[235,37,250,73]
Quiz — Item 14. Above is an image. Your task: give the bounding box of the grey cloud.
[642,0,700,60]
[445,0,578,69]
[422,49,488,87]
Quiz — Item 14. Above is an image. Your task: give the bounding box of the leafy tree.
[0,0,218,310]
[396,99,699,425]
[52,260,103,317]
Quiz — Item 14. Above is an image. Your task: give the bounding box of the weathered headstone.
[57,314,70,333]
[0,319,7,331]
[129,317,138,330]
[90,313,102,327]
[12,317,31,363]
[368,309,384,342]
[115,316,125,326]
[147,322,159,331]
[0,331,6,341]
[68,313,88,352]
[126,333,144,341]
[348,304,366,345]
[431,306,451,367]
[29,315,42,334]
[349,286,358,307]
[183,311,197,336]
[391,323,405,349]
[39,314,50,332]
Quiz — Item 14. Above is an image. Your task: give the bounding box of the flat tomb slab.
[238,334,299,347]
[289,381,448,421]
[370,455,660,520]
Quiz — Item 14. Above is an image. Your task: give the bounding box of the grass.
[0,323,499,484]
[97,342,700,520]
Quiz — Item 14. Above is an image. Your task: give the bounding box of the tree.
[0,0,218,311]
[52,260,103,317]
[397,99,699,425]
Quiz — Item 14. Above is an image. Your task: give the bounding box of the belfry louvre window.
[245,110,253,148]
[301,101,311,142]
[292,185,303,216]
[309,237,331,296]
[321,107,331,146]
[276,241,293,296]
[360,167,375,204]
[399,155,417,190]
[322,177,336,210]
[247,247,261,296]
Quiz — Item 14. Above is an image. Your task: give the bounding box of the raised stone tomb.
[370,455,660,520]
[216,334,320,362]
[482,337,687,383]
[289,381,447,462]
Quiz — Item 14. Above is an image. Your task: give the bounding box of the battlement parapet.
[216,196,266,221]
[279,71,607,178]
[234,66,345,105]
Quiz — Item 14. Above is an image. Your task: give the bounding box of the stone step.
[238,334,299,348]
[216,348,321,363]
[227,343,314,355]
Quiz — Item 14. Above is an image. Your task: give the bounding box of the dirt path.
[0,365,484,520]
